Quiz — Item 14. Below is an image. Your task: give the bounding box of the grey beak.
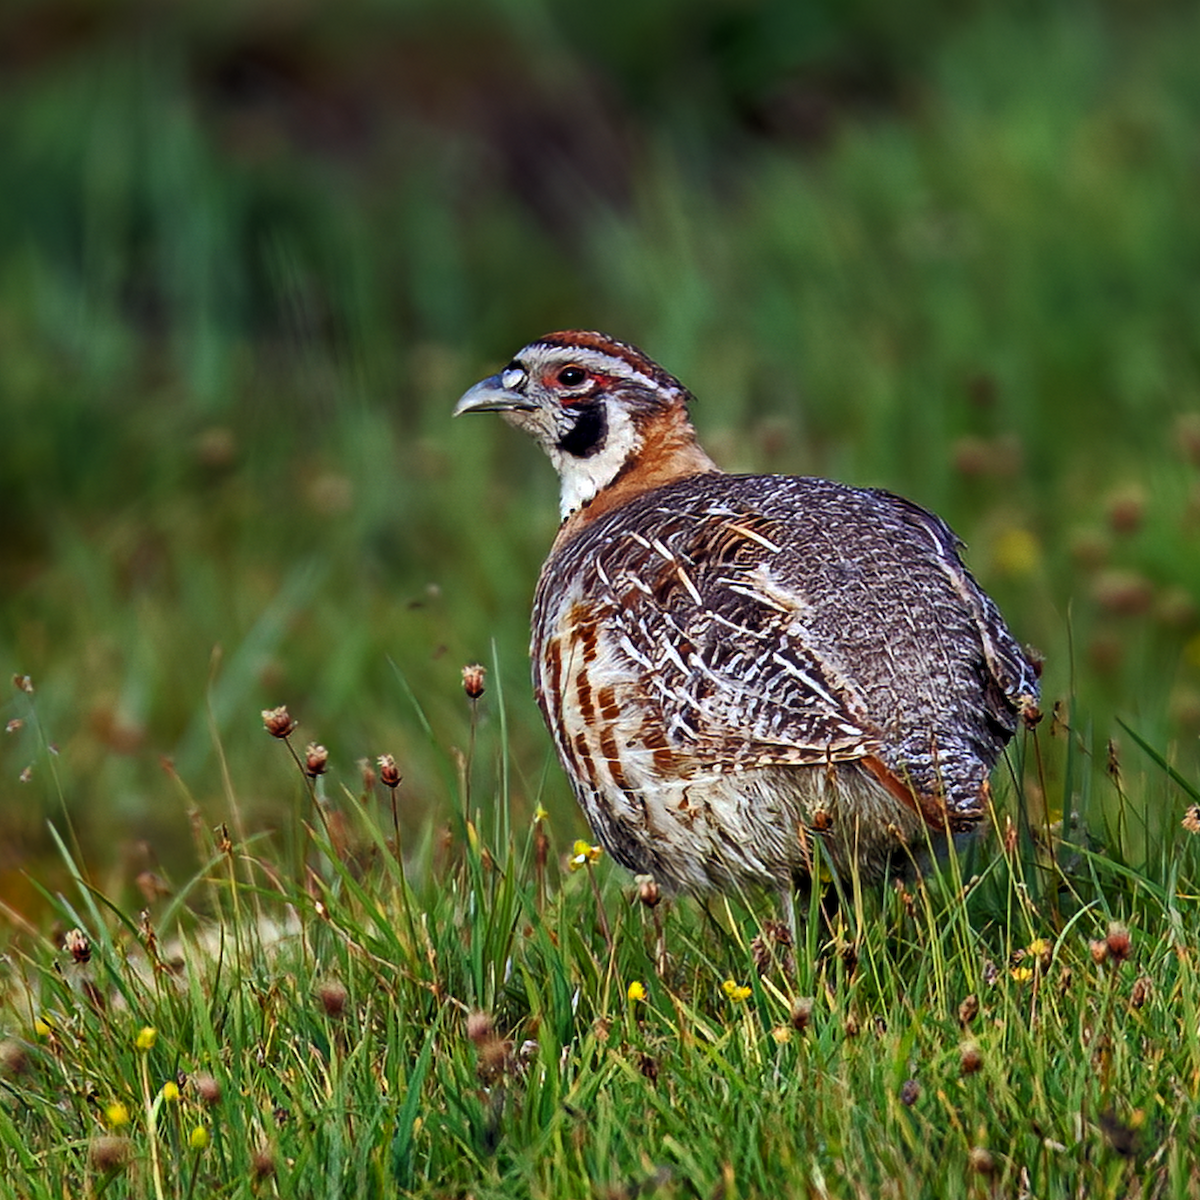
[453,375,537,416]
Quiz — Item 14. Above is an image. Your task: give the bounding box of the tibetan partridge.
[455,331,1040,893]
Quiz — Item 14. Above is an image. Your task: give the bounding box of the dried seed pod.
[967,1146,995,1175]
[192,1073,222,1105]
[1106,922,1132,964]
[466,1011,494,1045]
[959,1041,983,1075]
[262,706,297,738]
[317,981,348,1017]
[89,1137,130,1171]
[790,996,815,1033]
[305,744,329,777]
[377,754,402,789]
[64,928,91,965]
[461,664,487,700]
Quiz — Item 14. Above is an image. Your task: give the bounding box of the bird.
[455,330,1041,895]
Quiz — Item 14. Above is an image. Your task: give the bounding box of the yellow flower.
[160,1082,180,1103]
[33,1015,54,1038]
[189,1125,210,1151]
[722,979,752,1003]
[569,840,603,872]
[534,804,549,823]
[105,1102,130,1129]
[1184,633,1200,671]
[627,981,647,1003]
[135,1026,157,1052]
[1010,965,1034,983]
[992,528,1042,577]
[771,1025,792,1044]
[1025,937,1053,970]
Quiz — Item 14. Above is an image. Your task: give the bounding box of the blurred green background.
[2,0,1199,909]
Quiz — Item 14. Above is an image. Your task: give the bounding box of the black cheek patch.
[556,402,607,458]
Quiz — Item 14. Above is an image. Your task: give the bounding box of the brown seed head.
[0,1039,28,1076]
[262,706,297,739]
[317,981,348,1018]
[1089,939,1109,965]
[899,1078,920,1106]
[765,919,793,948]
[1182,805,1200,835]
[252,1148,277,1180]
[1092,570,1154,616]
[1130,976,1151,1009]
[89,1136,130,1172]
[637,1051,659,1084]
[476,1038,511,1084]
[637,877,661,908]
[466,1011,495,1046]
[790,996,815,1033]
[1099,1111,1139,1158]
[377,754,402,789]
[192,1073,222,1105]
[5,718,22,733]
[461,663,487,700]
[1106,922,1132,964]
[64,928,92,964]
[750,934,771,975]
[1106,486,1146,535]
[967,1146,995,1175]
[304,743,329,777]
[136,872,171,905]
[1176,412,1200,465]
[958,994,980,1027]
[959,1041,983,1075]
[12,674,34,694]
[951,435,991,478]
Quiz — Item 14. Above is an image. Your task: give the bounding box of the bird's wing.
[873,490,1042,724]
[589,506,881,771]
[573,492,1033,831]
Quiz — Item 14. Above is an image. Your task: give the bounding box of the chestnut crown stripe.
[530,331,691,402]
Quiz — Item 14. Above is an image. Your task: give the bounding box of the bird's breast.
[534,580,694,797]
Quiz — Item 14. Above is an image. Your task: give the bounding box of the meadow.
[1,0,1200,1194]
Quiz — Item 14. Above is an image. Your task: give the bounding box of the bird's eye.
[557,366,587,387]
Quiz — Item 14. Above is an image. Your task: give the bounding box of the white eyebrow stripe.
[530,345,658,389]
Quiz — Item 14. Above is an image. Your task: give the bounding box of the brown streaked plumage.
[455,331,1041,893]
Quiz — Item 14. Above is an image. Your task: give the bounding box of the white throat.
[549,404,642,519]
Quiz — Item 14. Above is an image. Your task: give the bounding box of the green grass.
[2,0,1200,1192]
[1,690,1199,1197]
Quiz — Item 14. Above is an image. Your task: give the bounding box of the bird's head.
[455,330,716,521]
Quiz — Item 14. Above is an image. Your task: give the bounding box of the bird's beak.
[453,375,537,416]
